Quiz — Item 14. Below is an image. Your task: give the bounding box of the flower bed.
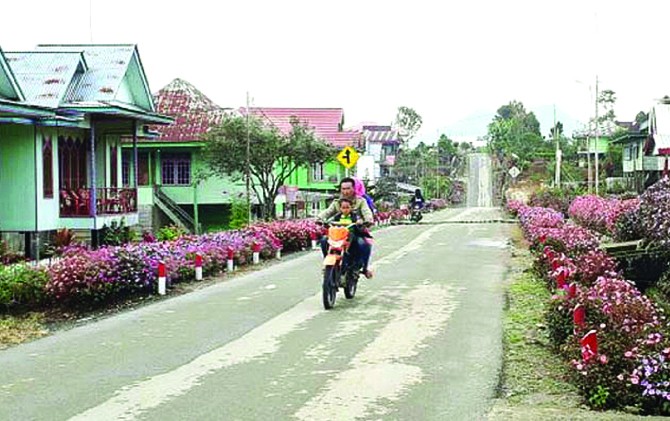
[0,219,328,310]
[509,197,670,414]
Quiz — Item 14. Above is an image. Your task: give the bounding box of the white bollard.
[195,253,203,281]
[158,261,167,295]
[253,252,260,265]
[227,248,234,272]
[276,249,282,259]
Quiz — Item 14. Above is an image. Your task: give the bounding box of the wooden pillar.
[133,120,138,188]
[90,121,97,217]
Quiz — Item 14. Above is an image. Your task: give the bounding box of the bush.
[54,228,76,249]
[0,241,24,265]
[613,203,643,242]
[100,219,137,246]
[156,225,186,242]
[229,200,249,230]
[529,187,574,214]
[640,177,670,249]
[0,265,49,310]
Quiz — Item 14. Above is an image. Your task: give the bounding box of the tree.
[494,100,541,136]
[549,121,564,139]
[597,89,617,125]
[395,106,423,145]
[202,115,335,219]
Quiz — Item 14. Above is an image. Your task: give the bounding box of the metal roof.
[151,78,230,142]
[363,127,400,143]
[34,44,154,111]
[0,48,24,101]
[3,51,85,107]
[241,107,362,148]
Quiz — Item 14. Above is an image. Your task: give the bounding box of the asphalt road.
[0,207,511,421]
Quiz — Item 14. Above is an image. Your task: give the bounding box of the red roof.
[151,78,229,142]
[242,107,362,148]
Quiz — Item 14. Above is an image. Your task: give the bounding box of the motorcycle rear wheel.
[344,270,358,299]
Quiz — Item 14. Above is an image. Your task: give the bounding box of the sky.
[2,0,670,146]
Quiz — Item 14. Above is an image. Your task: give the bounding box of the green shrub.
[0,265,49,310]
[229,200,249,230]
[100,219,137,246]
[156,224,187,242]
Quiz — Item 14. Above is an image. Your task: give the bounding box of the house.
[243,107,363,218]
[355,125,400,182]
[573,122,615,169]
[122,78,244,233]
[613,99,670,191]
[0,44,171,257]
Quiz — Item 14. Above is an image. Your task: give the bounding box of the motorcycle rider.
[410,188,425,209]
[318,177,374,278]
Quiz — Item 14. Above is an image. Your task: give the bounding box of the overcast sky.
[2,0,669,144]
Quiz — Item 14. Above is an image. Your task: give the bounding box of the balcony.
[60,188,138,217]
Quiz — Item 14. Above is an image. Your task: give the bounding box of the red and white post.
[310,232,318,250]
[195,253,203,281]
[227,247,235,272]
[252,242,261,265]
[158,261,167,295]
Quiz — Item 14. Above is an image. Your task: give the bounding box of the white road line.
[69,219,449,421]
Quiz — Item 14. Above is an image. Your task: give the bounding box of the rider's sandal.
[363,269,374,279]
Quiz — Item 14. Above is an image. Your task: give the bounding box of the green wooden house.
[122,78,245,233]
[0,44,171,257]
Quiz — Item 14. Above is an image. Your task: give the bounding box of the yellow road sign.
[336,146,359,169]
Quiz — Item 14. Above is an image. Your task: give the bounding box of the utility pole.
[595,75,600,195]
[246,92,252,223]
[553,105,561,188]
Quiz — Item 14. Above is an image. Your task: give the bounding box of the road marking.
[69,218,449,421]
[294,284,459,421]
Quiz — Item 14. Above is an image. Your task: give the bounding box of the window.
[42,137,53,198]
[312,162,325,181]
[624,146,631,161]
[122,152,131,187]
[162,153,191,185]
[58,136,87,189]
[110,145,118,188]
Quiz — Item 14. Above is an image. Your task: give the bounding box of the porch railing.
[59,188,138,217]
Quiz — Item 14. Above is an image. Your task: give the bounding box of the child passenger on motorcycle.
[333,198,373,241]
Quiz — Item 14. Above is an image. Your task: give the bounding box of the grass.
[488,225,666,420]
[0,312,49,350]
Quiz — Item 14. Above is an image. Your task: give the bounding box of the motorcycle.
[319,221,363,310]
[410,204,423,223]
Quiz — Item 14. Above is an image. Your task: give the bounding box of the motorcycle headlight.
[328,239,344,248]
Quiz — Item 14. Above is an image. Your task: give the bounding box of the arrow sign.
[337,146,359,169]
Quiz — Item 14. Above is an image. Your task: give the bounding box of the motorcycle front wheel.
[322,265,338,309]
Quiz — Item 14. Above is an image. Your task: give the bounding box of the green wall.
[130,146,244,206]
[0,124,37,231]
[287,160,342,191]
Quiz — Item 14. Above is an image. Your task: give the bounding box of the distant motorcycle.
[410,204,423,223]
